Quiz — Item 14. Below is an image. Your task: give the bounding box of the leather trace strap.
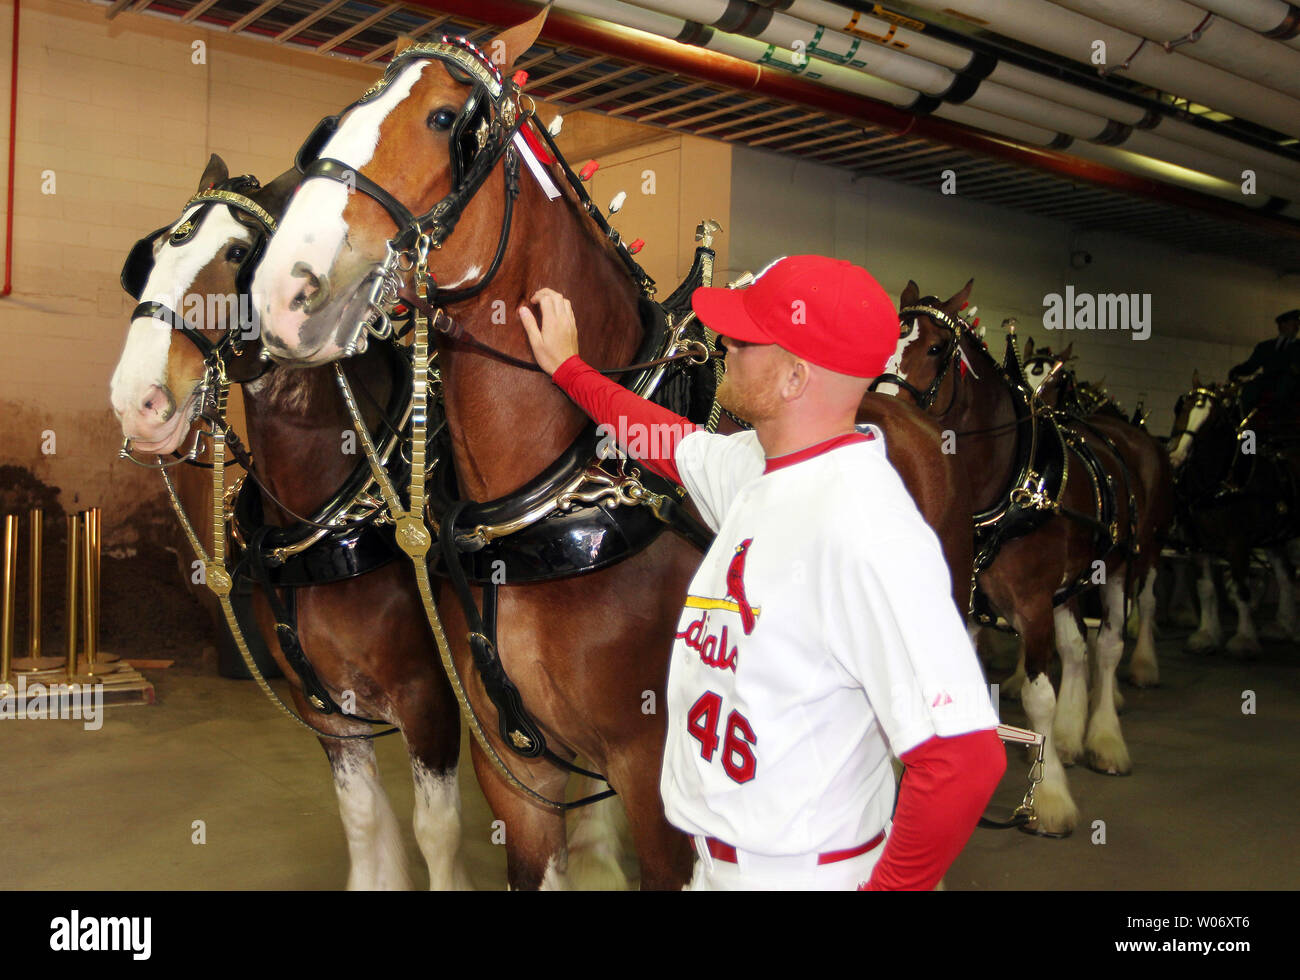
[439,500,616,809]
[243,525,399,737]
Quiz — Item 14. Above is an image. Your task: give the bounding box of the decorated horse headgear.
[294,36,514,255]
[869,296,975,410]
[121,176,277,301]
[120,174,279,381]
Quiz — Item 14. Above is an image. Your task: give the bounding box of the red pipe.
[2,0,18,298]
[402,0,1300,242]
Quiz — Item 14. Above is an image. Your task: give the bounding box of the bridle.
[290,35,687,373]
[119,176,280,469]
[294,37,531,357]
[870,299,966,414]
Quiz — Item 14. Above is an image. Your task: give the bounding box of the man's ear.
[490,3,550,74]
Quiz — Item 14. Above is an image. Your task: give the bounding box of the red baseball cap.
[691,255,898,378]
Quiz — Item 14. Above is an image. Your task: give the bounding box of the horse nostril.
[141,385,177,423]
[290,261,331,315]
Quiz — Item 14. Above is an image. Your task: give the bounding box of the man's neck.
[753,412,861,459]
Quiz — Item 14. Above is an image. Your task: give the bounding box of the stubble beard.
[716,366,783,425]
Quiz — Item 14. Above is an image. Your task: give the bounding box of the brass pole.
[91,507,101,662]
[65,514,80,681]
[28,508,42,659]
[1,514,17,690]
[81,510,96,673]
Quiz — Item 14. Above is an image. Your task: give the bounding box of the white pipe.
[1193,0,1300,52]
[1050,0,1300,100]
[556,0,1300,214]
[1123,129,1300,200]
[904,0,1300,137]
[1152,115,1300,185]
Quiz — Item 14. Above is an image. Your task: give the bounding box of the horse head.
[1168,375,1237,471]
[871,277,975,411]
[1023,339,1073,405]
[255,11,548,366]
[110,155,296,455]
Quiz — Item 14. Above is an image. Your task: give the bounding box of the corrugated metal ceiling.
[91,0,1300,273]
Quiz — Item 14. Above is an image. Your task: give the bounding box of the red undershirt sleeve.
[551,355,700,485]
[862,728,1006,891]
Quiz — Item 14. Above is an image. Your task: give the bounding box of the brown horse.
[1023,339,1174,688]
[1167,379,1300,652]
[110,155,473,889]
[874,280,1170,836]
[253,14,973,888]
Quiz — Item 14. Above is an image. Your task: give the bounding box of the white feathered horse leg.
[1052,606,1088,766]
[1263,549,1299,641]
[328,740,413,890]
[1224,567,1262,657]
[1128,567,1160,687]
[1087,575,1133,775]
[411,759,471,890]
[1187,557,1224,653]
[566,776,631,890]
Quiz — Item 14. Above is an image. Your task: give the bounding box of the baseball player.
[519,255,1005,890]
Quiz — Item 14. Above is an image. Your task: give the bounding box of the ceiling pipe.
[1048,0,1300,99]
[622,0,1300,201]
[902,0,1300,138]
[1191,0,1300,51]
[396,0,1300,239]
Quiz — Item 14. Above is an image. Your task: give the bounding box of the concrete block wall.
[727,145,1296,436]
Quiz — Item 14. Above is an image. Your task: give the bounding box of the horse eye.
[226,244,247,262]
[428,107,456,130]
[927,343,944,356]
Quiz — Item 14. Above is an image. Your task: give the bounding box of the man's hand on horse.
[520,288,579,375]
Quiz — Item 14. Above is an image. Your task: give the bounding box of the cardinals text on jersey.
[659,426,998,857]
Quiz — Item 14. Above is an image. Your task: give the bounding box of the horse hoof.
[1126,670,1157,690]
[1019,783,1078,838]
[1225,635,1261,658]
[1185,632,1220,654]
[1017,820,1072,840]
[1054,738,1083,768]
[1085,734,1132,776]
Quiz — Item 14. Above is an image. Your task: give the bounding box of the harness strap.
[244,525,399,734]
[439,501,617,806]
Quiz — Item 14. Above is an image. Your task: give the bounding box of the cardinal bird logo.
[726,538,758,635]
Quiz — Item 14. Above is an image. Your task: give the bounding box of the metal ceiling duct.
[903,0,1300,138]
[1048,0,1300,99]
[1192,0,1300,51]
[620,0,1300,199]
[394,0,1300,240]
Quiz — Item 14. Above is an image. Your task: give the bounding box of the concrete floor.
[2,627,1296,890]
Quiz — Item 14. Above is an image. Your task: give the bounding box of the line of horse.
[106,10,1295,888]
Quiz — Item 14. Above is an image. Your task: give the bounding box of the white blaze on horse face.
[256,61,432,356]
[873,321,917,397]
[110,206,253,449]
[1168,398,1211,468]
[1025,361,1050,394]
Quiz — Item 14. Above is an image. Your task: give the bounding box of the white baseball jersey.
[660,425,998,857]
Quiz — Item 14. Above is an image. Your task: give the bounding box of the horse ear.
[1024,336,1035,358]
[198,153,228,192]
[945,277,974,311]
[900,279,920,308]
[492,3,550,73]
[1192,369,1200,385]
[258,168,300,220]
[1061,342,1073,361]
[394,34,416,55]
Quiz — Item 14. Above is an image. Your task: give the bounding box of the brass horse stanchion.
[1,514,16,695]
[11,508,63,676]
